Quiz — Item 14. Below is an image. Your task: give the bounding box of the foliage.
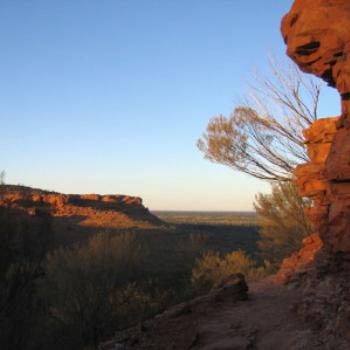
[0,209,267,350]
[131,222,259,292]
[197,61,320,181]
[191,249,270,292]
[254,181,313,266]
[0,207,52,350]
[43,233,167,349]
[197,60,316,268]
[176,233,208,268]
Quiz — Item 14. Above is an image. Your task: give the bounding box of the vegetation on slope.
[0,185,308,349]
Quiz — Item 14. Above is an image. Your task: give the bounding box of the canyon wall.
[0,185,161,245]
[282,0,350,254]
[280,3,350,344]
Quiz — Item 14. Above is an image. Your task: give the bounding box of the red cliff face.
[281,0,350,126]
[0,185,161,245]
[282,0,350,254]
[278,2,350,344]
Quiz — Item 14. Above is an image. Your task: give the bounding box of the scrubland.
[0,208,270,350]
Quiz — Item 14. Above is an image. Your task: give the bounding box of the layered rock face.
[275,233,323,284]
[281,0,350,125]
[294,117,343,251]
[0,185,161,245]
[0,185,153,218]
[282,0,350,254]
[280,2,350,346]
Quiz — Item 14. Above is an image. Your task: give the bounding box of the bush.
[0,207,52,350]
[191,250,270,292]
[254,181,313,267]
[43,233,167,349]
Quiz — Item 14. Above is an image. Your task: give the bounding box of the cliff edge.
[0,185,162,245]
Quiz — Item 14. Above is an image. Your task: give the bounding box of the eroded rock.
[279,2,350,347]
[210,273,248,303]
[275,233,323,284]
[282,0,350,253]
[281,0,350,124]
[0,185,161,245]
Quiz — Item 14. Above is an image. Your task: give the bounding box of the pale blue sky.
[0,0,340,210]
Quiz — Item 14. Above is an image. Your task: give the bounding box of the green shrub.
[191,249,270,292]
[254,181,313,267]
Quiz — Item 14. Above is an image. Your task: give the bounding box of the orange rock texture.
[281,0,350,126]
[282,0,350,253]
[280,3,350,345]
[0,185,161,245]
[275,233,323,284]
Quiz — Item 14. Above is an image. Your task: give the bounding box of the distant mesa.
[0,185,162,245]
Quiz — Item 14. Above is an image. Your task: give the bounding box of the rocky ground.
[100,272,336,350]
[101,241,350,350]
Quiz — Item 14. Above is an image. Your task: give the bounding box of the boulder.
[210,273,249,302]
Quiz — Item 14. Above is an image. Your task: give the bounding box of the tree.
[254,181,313,266]
[197,59,320,264]
[44,233,155,349]
[197,60,321,181]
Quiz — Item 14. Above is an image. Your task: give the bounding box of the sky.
[0,0,340,211]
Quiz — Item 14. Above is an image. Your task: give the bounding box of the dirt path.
[190,280,318,350]
[103,278,325,350]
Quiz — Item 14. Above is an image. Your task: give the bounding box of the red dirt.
[189,281,319,350]
[103,277,327,350]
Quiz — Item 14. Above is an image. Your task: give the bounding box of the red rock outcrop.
[278,1,350,346]
[282,0,350,254]
[294,117,340,250]
[275,233,323,284]
[281,0,350,126]
[274,116,339,281]
[0,185,161,245]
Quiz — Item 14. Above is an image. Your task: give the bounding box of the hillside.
[0,185,162,245]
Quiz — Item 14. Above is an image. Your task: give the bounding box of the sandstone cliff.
[282,0,350,254]
[277,0,350,346]
[0,185,162,245]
